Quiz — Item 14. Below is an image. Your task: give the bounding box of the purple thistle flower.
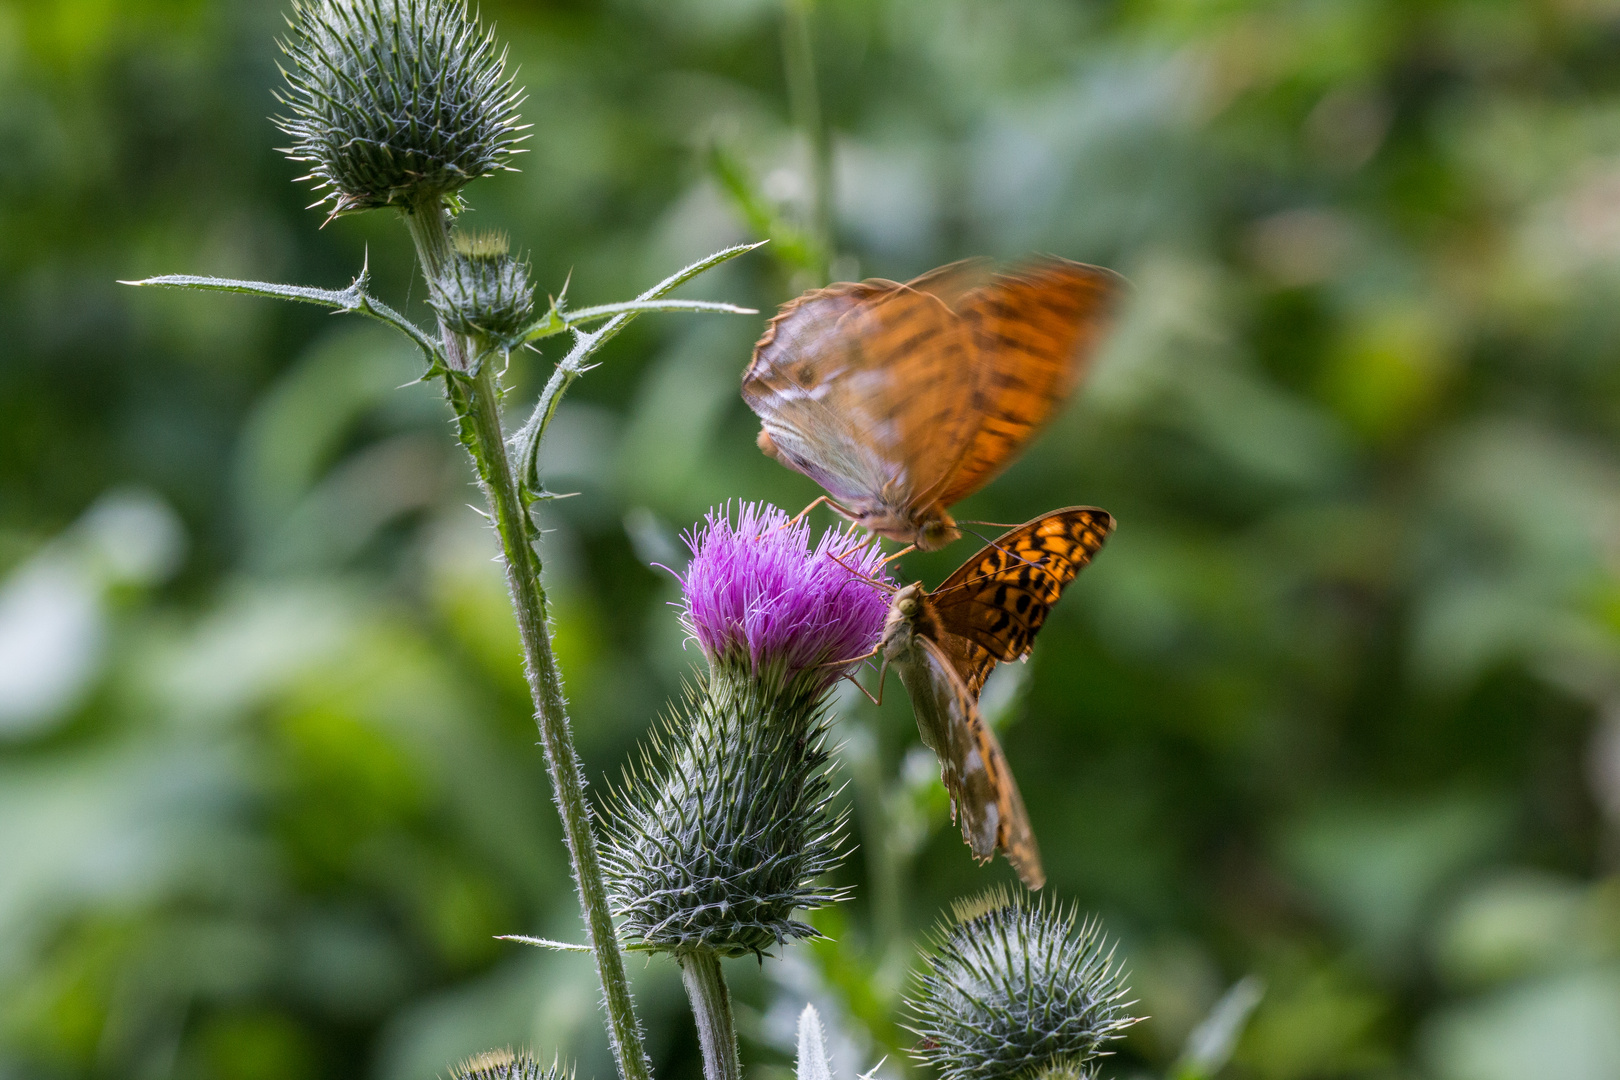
[678,502,891,692]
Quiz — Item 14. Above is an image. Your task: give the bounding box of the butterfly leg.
[880,544,916,565]
[816,643,882,670]
[839,657,890,706]
[789,494,862,527]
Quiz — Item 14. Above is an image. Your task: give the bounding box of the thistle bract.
[906,892,1137,1080]
[602,503,889,957]
[679,502,890,695]
[276,0,527,215]
[430,231,535,342]
[449,1049,569,1080]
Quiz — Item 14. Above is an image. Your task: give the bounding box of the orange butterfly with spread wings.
[859,507,1114,889]
[743,256,1122,551]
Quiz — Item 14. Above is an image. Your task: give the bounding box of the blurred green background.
[5,0,1620,1078]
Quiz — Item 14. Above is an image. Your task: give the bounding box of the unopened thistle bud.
[906,891,1138,1080]
[449,1049,569,1080]
[275,0,527,215]
[603,503,891,957]
[430,231,535,343]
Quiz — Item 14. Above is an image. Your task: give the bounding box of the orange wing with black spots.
[929,507,1114,679]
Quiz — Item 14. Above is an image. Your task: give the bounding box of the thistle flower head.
[430,230,535,343]
[678,502,890,694]
[449,1049,569,1080]
[906,890,1138,1080]
[603,679,849,957]
[275,0,527,215]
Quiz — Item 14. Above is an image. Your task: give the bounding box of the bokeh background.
[6,0,1620,1078]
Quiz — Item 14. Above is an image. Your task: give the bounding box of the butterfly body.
[744,257,1122,550]
[875,507,1116,890]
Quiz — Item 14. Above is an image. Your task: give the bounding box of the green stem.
[680,949,741,1080]
[782,0,831,283]
[403,203,652,1080]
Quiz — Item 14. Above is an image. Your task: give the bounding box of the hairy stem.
[680,949,742,1080]
[403,202,652,1080]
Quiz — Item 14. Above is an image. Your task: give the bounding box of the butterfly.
[742,256,1121,551]
[865,506,1115,890]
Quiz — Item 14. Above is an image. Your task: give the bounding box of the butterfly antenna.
[826,549,898,593]
[958,518,1023,529]
[960,526,1044,571]
[929,534,1053,600]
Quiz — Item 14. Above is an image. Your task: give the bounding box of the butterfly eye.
[898,597,918,616]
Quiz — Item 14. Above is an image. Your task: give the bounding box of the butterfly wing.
[937,259,1123,506]
[742,262,994,535]
[931,507,1115,672]
[892,633,1044,889]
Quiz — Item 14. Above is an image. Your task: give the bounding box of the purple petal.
[678,503,892,691]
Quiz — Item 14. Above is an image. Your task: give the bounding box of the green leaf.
[709,145,824,273]
[522,297,756,344]
[122,268,443,365]
[495,934,593,954]
[1172,976,1265,1080]
[509,240,765,494]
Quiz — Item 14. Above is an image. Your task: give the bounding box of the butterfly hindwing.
[899,635,1043,890]
[931,507,1114,664]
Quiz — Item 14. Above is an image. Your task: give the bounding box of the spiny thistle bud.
[602,503,890,957]
[275,0,527,215]
[449,1049,570,1080]
[906,891,1138,1080]
[430,230,535,342]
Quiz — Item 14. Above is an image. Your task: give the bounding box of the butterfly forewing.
[930,507,1114,664]
[743,257,1121,548]
[742,270,983,524]
[940,261,1124,506]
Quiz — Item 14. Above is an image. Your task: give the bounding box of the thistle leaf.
[508,240,765,495]
[1171,976,1265,1080]
[797,1005,834,1080]
[122,271,442,364]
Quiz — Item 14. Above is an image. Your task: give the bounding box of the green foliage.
[8,0,1620,1078]
[603,671,849,958]
[276,0,526,215]
[905,891,1135,1080]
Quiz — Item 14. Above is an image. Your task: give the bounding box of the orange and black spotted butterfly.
[742,257,1121,551]
[875,507,1114,889]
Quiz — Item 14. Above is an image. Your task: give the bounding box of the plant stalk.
[680,949,742,1080]
[403,202,652,1080]
[782,0,831,283]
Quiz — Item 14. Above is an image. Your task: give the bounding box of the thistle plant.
[604,503,890,1080]
[123,5,1157,1080]
[906,891,1139,1080]
[126,5,759,1080]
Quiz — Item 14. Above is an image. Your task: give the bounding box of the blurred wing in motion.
[743,258,1121,548]
[941,260,1123,505]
